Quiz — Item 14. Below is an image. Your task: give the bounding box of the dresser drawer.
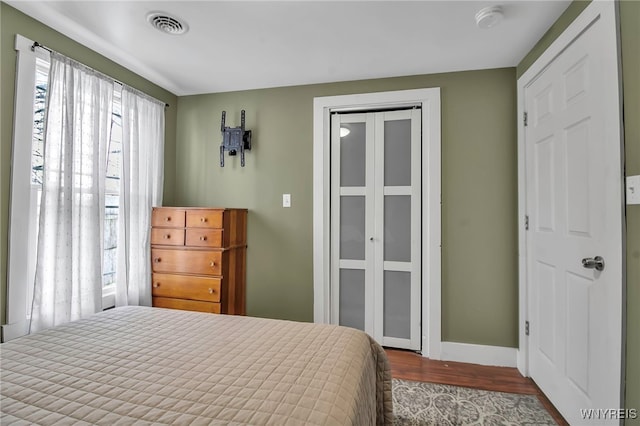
[151,248,222,275]
[152,208,186,227]
[152,273,221,302]
[153,297,221,314]
[186,210,223,229]
[185,229,223,248]
[151,228,185,246]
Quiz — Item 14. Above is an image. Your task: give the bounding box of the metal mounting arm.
[220,109,252,167]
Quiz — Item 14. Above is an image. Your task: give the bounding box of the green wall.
[0,3,178,326]
[518,0,640,418]
[176,68,519,347]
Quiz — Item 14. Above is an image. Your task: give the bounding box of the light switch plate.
[283,193,291,208]
[627,175,640,205]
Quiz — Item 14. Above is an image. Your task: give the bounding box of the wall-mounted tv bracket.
[220,110,252,167]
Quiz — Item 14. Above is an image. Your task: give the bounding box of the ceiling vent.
[147,12,189,35]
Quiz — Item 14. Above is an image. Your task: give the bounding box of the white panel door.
[525,9,622,424]
[331,109,421,350]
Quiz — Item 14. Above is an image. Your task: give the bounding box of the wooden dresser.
[150,207,247,315]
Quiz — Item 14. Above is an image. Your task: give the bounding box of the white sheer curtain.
[115,87,165,307]
[30,53,114,333]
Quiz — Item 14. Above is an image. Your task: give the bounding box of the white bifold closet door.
[330,109,421,350]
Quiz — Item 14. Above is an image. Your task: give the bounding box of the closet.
[330,109,421,350]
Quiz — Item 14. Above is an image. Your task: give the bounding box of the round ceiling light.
[147,12,189,35]
[475,6,504,29]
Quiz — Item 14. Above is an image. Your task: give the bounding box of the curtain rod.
[31,41,170,108]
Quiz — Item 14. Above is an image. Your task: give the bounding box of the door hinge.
[525,320,530,336]
[523,112,528,127]
[525,215,529,230]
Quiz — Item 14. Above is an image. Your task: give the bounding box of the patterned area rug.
[392,378,557,425]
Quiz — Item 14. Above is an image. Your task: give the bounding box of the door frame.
[313,88,442,357]
[516,0,624,388]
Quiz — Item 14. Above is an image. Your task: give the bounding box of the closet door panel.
[383,195,411,263]
[340,122,366,187]
[383,271,412,339]
[331,113,374,334]
[339,269,366,331]
[340,196,365,260]
[384,119,412,186]
[376,110,421,350]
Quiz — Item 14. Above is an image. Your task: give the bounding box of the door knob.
[582,256,605,271]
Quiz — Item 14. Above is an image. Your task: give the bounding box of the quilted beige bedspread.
[1,306,393,425]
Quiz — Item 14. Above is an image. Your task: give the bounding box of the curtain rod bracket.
[31,41,51,53]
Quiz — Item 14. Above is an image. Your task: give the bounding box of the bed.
[0,306,393,425]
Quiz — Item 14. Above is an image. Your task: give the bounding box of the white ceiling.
[7,1,571,96]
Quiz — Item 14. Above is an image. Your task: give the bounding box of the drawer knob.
[164,234,171,239]
[210,261,216,267]
[153,282,160,288]
[208,288,215,294]
[200,217,207,223]
[165,217,171,222]
[200,236,207,241]
[154,257,161,263]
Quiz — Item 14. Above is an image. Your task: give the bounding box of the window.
[5,35,120,339]
[22,57,49,322]
[104,86,123,302]
[27,56,122,311]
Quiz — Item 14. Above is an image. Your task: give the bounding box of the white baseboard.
[439,342,518,368]
[1,320,29,343]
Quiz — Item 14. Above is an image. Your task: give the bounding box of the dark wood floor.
[385,348,568,426]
